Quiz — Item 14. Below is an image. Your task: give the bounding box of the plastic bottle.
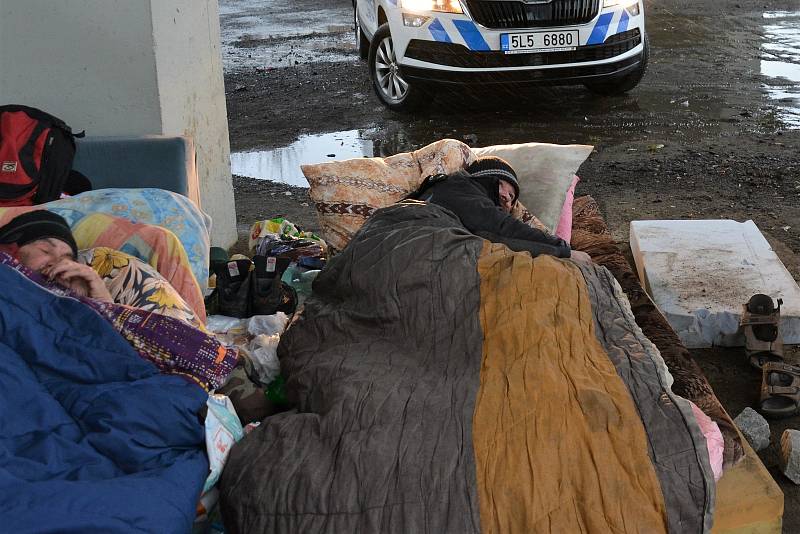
[265,375,287,405]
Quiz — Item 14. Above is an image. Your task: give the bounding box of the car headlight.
[603,0,638,7]
[401,0,463,14]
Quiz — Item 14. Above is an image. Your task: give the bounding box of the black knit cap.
[466,156,520,202]
[0,211,78,258]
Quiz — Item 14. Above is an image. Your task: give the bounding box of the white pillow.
[473,142,593,232]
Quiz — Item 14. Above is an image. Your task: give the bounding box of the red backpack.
[0,105,84,207]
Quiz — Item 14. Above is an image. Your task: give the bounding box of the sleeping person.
[0,209,237,392]
[0,210,206,327]
[0,211,114,301]
[409,156,591,262]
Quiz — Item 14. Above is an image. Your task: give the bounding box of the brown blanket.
[570,195,744,468]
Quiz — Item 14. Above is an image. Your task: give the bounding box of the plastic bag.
[203,394,245,493]
[246,333,282,385]
[247,312,290,336]
[282,268,320,306]
[206,315,249,334]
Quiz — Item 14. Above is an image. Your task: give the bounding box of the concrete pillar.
[0,0,237,247]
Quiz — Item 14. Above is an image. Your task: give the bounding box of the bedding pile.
[219,201,716,533]
[0,259,210,532]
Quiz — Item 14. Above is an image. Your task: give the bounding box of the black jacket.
[415,171,572,258]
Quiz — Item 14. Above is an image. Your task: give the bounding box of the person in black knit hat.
[409,156,589,261]
[0,211,112,301]
[465,156,521,213]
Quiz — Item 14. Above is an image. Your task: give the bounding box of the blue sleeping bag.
[0,264,208,533]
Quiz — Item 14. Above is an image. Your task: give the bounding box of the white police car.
[353,0,648,110]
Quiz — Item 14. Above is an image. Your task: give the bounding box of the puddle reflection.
[230,130,374,186]
[762,11,800,128]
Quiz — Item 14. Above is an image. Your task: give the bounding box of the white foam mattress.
[630,219,800,348]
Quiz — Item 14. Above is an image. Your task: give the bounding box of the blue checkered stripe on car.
[427,18,490,50]
[427,18,489,50]
[587,9,634,44]
[425,10,635,51]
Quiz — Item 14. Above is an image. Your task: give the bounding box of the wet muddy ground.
[221,0,800,528]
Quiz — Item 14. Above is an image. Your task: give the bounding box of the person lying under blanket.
[0,210,113,301]
[0,210,237,391]
[409,155,591,263]
[0,210,203,328]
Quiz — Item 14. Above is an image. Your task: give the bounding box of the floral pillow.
[79,247,204,330]
[302,139,560,252]
[302,139,475,252]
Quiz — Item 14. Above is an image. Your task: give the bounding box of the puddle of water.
[230,131,374,187]
[761,11,800,128]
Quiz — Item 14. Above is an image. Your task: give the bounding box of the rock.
[462,133,478,145]
[780,429,800,484]
[734,408,771,451]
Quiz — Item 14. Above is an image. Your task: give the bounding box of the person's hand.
[42,259,113,302]
[569,250,592,264]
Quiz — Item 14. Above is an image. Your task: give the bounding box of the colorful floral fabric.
[0,252,236,392]
[79,247,203,329]
[0,188,208,321]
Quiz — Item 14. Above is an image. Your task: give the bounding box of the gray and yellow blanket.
[220,201,715,533]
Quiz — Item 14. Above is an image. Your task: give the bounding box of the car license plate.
[500,30,579,54]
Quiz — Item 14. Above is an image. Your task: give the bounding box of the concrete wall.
[151,0,236,248]
[0,0,237,247]
[0,1,162,134]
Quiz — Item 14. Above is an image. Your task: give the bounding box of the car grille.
[463,0,601,29]
[405,28,641,69]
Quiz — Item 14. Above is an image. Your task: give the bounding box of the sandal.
[759,361,800,419]
[750,351,784,370]
[740,294,784,370]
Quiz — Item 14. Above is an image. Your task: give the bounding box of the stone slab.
[630,220,800,348]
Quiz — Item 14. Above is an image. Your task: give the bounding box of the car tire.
[354,6,369,60]
[368,23,426,111]
[585,33,650,96]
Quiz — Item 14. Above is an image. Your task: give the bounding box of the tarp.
[0,263,209,533]
[220,201,715,533]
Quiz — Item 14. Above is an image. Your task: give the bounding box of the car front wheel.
[368,24,425,111]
